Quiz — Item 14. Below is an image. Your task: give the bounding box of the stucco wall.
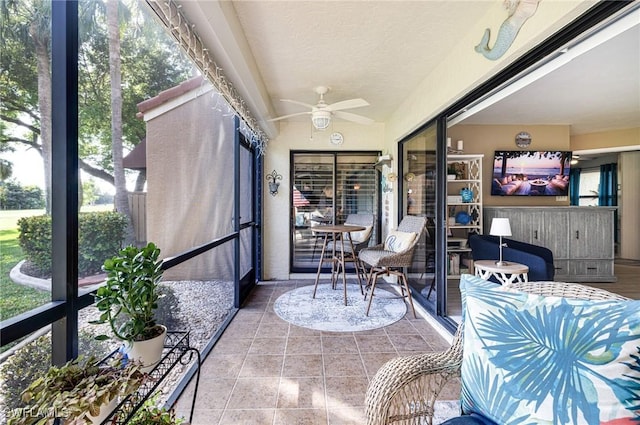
[571,127,640,151]
[619,151,640,260]
[263,121,385,280]
[145,88,236,281]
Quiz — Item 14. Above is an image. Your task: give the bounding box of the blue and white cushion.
[459,274,640,425]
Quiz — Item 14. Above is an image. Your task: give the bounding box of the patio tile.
[388,333,431,352]
[324,376,368,407]
[249,336,287,355]
[192,378,236,410]
[183,408,223,425]
[212,336,253,355]
[327,407,367,425]
[274,408,327,425]
[175,280,461,424]
[239,354,284,377]
[354,334,397,353]
[218,408,276,425]
[277,376,326,408]
[200,354,245,379]
[286,336,322,354]
[321,335,359,354]
[360,352,398,378]
[323,353,366,377]
[226,377,280,409]
[282,354,324,377]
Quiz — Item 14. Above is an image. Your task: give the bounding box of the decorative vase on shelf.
[455,211,472,225]
[460,188,474,203]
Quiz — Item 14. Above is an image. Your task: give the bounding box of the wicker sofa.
[364,276,635,425]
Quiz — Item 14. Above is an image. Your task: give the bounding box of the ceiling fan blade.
[326,98,369,112]
[334,110,374,125]
[280,99,315,109]
[267,111,311,122]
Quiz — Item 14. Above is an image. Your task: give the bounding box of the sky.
[2,145,118,195]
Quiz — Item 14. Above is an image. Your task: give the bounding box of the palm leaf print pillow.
[459,274,640,424]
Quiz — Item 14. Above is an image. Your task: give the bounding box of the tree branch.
[0,113,40,135]
[79,158,115,186]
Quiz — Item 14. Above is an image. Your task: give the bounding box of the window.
[291,152,379,272]
[578,168,600,206]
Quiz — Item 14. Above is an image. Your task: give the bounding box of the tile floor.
[174,279,461,425]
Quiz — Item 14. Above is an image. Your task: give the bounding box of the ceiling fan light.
[312,110,331,130]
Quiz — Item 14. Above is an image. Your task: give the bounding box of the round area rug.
[273,284,407,332]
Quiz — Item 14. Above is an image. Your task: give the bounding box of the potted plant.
[92,242,167,372]
[8,354,144,425]
[128,394,185,425]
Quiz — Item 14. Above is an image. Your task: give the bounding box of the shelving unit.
[446,154,483,278]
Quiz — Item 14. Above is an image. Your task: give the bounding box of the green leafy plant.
[8,354,144,425]
[17,211,128,276]
[129,394,185,425]
[92,242,165,342]
[0,331,110,416]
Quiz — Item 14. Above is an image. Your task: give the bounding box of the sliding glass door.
[398,124,437,307]
[291,151,379,272]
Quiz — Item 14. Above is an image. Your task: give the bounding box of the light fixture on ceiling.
[311,110,331,130]
[571,154,580,165]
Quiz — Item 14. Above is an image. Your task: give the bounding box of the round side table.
[474,260,529,285]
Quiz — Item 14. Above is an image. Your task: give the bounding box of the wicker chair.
[364,281,630,425]
[325,213,375,292]
[359,215,427,318]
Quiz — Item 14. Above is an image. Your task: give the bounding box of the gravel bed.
[79,280,235,409]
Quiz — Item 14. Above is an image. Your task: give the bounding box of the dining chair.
[359,215,426,318]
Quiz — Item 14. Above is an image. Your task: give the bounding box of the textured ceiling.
[227,1,495,123]
[176,1,639,137]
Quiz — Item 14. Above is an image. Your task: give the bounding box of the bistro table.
[311,224,366,305]
[474,259,529,285]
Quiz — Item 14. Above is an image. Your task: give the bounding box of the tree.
[1,0,194,220]
[0,0,52,212]
[106,0,133,243]
[0,158,13,181]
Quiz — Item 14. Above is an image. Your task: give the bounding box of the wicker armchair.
[364,281,629,425]
[359,215,426,318]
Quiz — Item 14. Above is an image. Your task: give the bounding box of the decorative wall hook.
[266,170,282,196]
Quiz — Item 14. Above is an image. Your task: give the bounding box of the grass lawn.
[0,228,50,322]
[0,206,113,322]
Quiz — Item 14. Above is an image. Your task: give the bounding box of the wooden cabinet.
[447,154,483,277]
[484,207,616,282]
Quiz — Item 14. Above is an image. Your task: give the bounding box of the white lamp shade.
[489,218,512,237]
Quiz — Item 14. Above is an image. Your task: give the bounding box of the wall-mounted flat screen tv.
[491,151,572,196]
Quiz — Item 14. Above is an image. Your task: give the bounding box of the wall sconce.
[266,170,282,196]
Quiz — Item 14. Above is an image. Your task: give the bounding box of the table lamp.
[489,218,512,266]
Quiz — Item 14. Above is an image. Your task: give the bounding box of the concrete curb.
[10,260,51,291]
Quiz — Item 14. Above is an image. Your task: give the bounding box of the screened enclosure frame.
[0,2,263,400]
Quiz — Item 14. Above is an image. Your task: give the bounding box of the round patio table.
[311,224,366,306]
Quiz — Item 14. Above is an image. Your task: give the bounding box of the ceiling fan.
[269,86,374,130]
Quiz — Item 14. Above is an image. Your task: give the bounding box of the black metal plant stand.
[100,331,201,424]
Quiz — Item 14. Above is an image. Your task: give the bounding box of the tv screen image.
[491,151,572,196]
